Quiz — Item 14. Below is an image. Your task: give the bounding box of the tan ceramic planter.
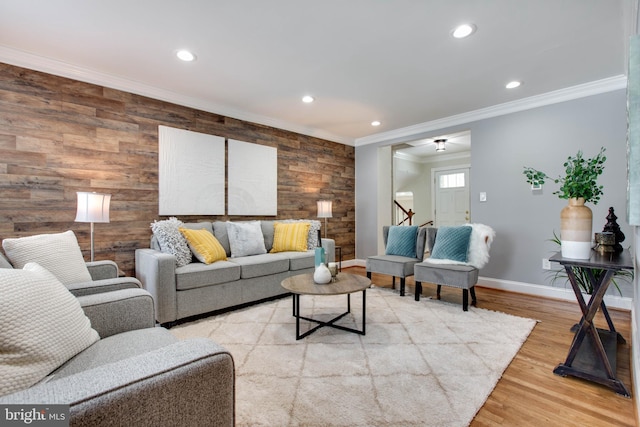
[560,197,593,259]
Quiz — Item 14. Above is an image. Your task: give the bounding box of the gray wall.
[356,88,630,292]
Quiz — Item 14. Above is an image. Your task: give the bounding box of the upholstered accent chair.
[366,225,428,296]
[0,230,143,296]
[414,225,494,311]
[0,249,235,426]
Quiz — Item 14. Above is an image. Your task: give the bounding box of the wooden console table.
[550,250,633,397]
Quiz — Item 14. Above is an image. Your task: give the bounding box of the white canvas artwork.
[228,139,277,215]
[158,126,225,215]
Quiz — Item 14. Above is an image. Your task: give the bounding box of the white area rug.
[171,286,536,427]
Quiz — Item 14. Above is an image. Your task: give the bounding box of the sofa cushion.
[2,230,92,286]
[0,263,100,397]
[212,221,232,257]
[175,261,241,291]
[228,253,289,279]
[271,222,311,253]
[151,218,192,267]
[181,221,214,235]
[259,220,274,252]
[0,252,13,269]
[51,328,177,380]
[286,250,316,271]
[227,221,267,257]
[179,228,227,264]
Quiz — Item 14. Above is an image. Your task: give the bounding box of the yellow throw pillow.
[179,228,227,264]
[270,222,311,253]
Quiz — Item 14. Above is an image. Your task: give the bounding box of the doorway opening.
[392,130,471,228]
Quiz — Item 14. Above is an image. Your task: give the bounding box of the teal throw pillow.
[430,226,472,262]
[385,226,418,258]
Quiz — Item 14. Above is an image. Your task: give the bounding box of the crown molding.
[355,75,628,147]
[0,45,353,145]
[0,45,627,149]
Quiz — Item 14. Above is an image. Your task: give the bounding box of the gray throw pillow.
[226,221,267,257]
[150,218,192,267]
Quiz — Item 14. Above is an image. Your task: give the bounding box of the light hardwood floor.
[345,266,637,427]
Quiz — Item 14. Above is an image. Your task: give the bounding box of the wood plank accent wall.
[0,63,355,276]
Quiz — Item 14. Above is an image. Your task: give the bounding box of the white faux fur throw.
[423,223,495,269]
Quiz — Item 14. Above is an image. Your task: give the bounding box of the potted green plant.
[523,147,606,259]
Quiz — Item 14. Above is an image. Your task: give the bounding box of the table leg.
[294,294,300,340]
[362,289,366,335]
[291,290,366,339]
[554,267,630,396]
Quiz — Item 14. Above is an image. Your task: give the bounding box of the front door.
[434,168,470,227]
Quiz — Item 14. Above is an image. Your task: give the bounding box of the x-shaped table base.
[292,291,366,340]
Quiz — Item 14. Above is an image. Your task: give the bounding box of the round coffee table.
[281,272,371,340]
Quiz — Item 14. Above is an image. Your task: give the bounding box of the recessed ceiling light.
[371,121,381,127]
[452,24,476,39]
[506,81,522,89]
[176,50,196,62]
[302,95,315,103]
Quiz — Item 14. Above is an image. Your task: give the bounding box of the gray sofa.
[0,258,235,427]
[136,220,335,327]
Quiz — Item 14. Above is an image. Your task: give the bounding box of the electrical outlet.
[542,258,551,270]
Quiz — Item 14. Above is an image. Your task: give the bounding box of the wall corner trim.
[355,75,628,147]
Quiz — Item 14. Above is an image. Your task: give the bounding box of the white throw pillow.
[226,221,267,257]
[0,263,100,397]
[150,217,192,267]
[2,230,92,286]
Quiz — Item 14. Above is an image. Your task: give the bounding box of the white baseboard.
[348,259,632,310]
[478,276,633,310]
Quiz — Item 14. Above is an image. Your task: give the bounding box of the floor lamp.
[75,191,111,262]
[317,200,333,238]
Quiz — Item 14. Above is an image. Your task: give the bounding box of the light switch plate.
[479,192,487,202]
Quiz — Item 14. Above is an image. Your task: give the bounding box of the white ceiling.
[0,1,635,149]
[395,131,471,160]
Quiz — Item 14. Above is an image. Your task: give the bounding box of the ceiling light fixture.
[506,80,522,89]
[371,120,381,126]
[302,95,315,103]
[452,24,476,39]
[435,139,447,152]
[176,50,196,62]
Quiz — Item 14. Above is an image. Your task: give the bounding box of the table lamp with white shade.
[317,200,333,238]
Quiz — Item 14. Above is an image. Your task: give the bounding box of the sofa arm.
[321,238,336,263]
[86,260,119,280]
[135,248,178,325]
[0,339,235,427]
[67,276,142,297]
[77,288,156,338]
